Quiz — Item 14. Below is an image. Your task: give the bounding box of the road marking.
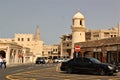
[6,67,120,80]
[6,75,36,80]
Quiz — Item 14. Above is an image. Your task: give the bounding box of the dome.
[73,12,84,19]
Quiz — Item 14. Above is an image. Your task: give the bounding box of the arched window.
[80,20,82,25]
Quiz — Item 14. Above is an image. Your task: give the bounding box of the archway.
[0,50,6,58]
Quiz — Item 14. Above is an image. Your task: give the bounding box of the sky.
[0,0,120,45]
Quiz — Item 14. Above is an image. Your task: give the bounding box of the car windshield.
[90,58,101,63]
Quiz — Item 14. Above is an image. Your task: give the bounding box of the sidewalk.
[5,63,58,69]
[6,62,33,67]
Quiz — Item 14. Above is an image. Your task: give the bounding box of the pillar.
[6,47,10,65]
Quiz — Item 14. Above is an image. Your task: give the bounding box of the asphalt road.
[0,63,120,80]
[0,63,56,80]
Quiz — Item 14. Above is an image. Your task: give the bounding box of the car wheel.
[67,68,73,74]
[99,68,105,75]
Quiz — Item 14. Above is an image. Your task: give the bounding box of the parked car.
[35,57,45,64]
[62,58,71,62]
[53,58,64,63]
[60,57,118,75]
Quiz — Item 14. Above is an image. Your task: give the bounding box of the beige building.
[43,44,60,59]
[60,11,119,58]
[0,39,23,64]
[14,26,44,61]
[60,34,72,58]
[22,47,32,63]
[86,28,118,41]
[0,25,60,64]
[0,26,44,64]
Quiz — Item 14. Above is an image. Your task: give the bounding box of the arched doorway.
[0,50,6,58]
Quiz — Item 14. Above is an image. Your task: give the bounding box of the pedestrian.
[2,58,6,68]
[73,51,81,58]
[0,57,3,68]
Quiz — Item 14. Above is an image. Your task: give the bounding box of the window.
[80,20,82,25]
[75,58,83,63]
[18,38,20,41]
[83,58,90,63]
[48,51,51,54]
[90,58,101,63]
[104,32,110,37]
[21,38,24,41]
[114,35,116,37]
[53,49,55,52]
[27,38,30,41]
[56,49,57,51]
[93,35,99,37]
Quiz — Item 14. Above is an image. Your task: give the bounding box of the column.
[15,50,18,64]
[6,46,10,65]
[102,45,106,63]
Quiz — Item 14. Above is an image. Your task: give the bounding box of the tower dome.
[73,12,84,19]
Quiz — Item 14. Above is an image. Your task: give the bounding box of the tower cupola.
[73,12,84,19]
[72,12,85,28]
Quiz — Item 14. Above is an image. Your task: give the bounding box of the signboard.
[75,45,80,52]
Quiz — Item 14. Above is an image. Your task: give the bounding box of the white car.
[54,58,64,63]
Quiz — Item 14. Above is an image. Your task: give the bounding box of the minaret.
[35,25,40,41]
[71,11,86,58]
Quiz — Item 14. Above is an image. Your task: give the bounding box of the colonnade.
[0,46,23,65]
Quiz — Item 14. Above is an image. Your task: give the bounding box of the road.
[0,63,120,80]
[0,63,56,80]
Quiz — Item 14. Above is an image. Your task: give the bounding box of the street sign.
[75,45,80,52]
